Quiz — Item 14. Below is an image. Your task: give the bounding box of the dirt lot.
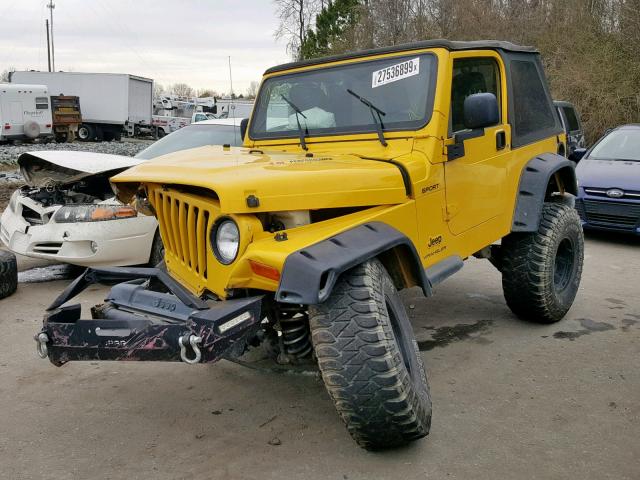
[1,232,639,480]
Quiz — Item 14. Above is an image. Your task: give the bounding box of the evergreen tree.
[300,0,360,59]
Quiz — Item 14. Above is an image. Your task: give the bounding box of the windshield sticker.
[372,57,420,88]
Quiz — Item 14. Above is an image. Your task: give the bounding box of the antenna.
[47,1,55,71]
[228,55,235,119]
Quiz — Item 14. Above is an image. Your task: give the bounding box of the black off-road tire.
[148,230,165,267]
[309,258,432,450]
[0,250,18,300]
[501,202,584,323]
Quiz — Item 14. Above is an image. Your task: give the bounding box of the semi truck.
[0,84,53,143]
[10,71,153,141]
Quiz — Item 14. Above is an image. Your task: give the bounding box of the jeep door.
[443,52,512,243]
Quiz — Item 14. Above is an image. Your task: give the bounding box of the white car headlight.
[212,219,239,264]
[53,204,137,223]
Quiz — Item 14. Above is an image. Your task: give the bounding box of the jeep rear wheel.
[308,258,431,450]
[501,202,584,323]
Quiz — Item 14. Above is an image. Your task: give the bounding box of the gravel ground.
[0,139,154,210]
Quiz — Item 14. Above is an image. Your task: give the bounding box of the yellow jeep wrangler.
[35,40,584,450]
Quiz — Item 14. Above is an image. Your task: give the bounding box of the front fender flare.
[275,222,431,305]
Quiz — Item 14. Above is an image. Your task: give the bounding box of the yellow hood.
[112,146,408,213]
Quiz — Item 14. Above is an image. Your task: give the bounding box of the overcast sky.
[0,0,290,94]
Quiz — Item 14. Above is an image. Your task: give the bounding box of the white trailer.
[0,84,53,143]
[10,71,153,141]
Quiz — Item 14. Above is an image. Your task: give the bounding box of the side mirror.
[463,93,499,130]
[569,147,587,162]
[240,118,249,142]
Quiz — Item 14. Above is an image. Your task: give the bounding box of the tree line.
[154,81,260,99]
[274,0,640,143]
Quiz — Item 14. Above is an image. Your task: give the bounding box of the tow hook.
[35,332,49,359]
[178,334,202,364]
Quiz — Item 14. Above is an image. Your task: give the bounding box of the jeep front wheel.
[501,202,584,323]
[308,258,432,450]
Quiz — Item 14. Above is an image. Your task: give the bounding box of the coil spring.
[277,307,312,359]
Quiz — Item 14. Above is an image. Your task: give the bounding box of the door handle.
[496,130,506,150]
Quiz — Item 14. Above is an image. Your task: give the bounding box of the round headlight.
[212,219,239,264]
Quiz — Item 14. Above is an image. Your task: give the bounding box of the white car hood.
[18,151,144,187]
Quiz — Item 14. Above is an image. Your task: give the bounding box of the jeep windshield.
[249,53,436,141]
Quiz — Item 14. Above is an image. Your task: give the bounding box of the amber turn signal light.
[249,260,281,281]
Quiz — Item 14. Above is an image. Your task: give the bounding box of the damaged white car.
[0,117,245,267]
[0,151,162,267]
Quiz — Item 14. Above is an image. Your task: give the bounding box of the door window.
[450,57,501,133]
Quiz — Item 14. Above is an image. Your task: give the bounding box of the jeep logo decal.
[153,298,177,312]
[428,235,442,248]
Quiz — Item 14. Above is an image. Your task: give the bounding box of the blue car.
[575,124,640,234]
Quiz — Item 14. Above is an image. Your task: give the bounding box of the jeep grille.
[151,187,211,282]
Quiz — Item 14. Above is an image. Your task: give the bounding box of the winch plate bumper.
[35,267,263,366]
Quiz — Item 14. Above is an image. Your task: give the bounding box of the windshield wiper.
[280,94,309,151]
[347,89,387,146]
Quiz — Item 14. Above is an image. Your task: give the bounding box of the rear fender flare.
[512,153,577,232]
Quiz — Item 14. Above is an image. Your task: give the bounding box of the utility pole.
[45,19,52,72]
[47,1,55,72]
[228,56,234,99]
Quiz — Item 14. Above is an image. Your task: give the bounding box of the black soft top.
[265,39,537,74]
